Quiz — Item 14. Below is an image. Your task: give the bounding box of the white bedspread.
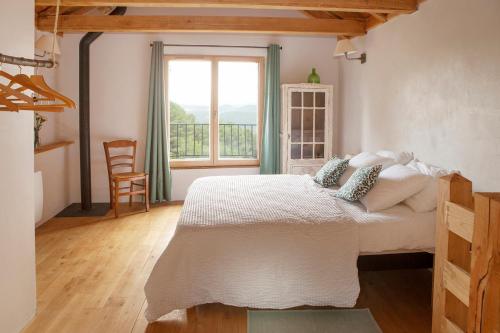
[144,175,360,322]
[337,200,436,253]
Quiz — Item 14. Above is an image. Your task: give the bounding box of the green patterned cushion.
[313,157,350,187]
[335,164,382,201]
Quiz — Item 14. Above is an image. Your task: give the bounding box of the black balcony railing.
[170,123,257,159]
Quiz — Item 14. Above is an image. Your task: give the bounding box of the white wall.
[36,53,59,146]
[33,50,72,225]
[0,1,37,332]
[338,0,500,192]
[51,17,340,202]
[35,146,72,224]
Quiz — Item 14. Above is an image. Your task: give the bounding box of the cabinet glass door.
[290,107,301,159]
[289,90,326,160]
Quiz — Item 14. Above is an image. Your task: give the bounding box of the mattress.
[337,199,435,254]
[315,184,435,254]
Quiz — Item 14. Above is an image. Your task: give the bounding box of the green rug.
[248,309,382,333]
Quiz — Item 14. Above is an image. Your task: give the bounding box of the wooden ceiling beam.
[366,12,398,30]
[370,12,388,22]
[37,15,366,36]
[366,0,425,30]
[63,7,98,15]
[34,0,418,14]
[37,6,95,16]
[302,11,338,19]
[36,6,51,14]
[366,15,384,30]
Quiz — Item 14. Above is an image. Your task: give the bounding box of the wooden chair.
[103,140,150,218]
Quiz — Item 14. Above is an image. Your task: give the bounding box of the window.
[166,55,264,168]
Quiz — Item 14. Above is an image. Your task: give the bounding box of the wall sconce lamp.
[334,39,366,64]
[35,35,61,58]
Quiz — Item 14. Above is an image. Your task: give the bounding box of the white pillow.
[406,159,459,176]
[403,160,455,213]
[339,152,396,186]
[360,164,432,212]
[376,150,414,165]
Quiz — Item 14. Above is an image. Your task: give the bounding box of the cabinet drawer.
[289,165,321,175]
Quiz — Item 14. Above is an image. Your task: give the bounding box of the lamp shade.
[334,39,357,57]
[35,35,61,55]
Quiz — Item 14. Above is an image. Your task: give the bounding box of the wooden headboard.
[432,174,499,333]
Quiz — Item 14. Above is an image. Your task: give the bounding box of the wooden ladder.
[432,174,500,333]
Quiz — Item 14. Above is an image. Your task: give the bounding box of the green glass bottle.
[307,68,320,84]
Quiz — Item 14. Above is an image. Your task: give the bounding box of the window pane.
[314,144,324,159]
[303,109,313,142]
[303,144,313,159]
[315,92,325,107]
[304,92,314,107]
[291,144,301,159]
[218,61,259,159]
[291,108,301,143]
[168,60,211,160]
[291,92,301,107]
[315,109,325,142]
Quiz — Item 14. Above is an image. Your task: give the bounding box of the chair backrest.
[103,140,137,179]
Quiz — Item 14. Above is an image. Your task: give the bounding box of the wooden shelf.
[35,141,74,155]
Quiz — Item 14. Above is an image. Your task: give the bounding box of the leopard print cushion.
[313,157,350,187]
[335,164,382,201]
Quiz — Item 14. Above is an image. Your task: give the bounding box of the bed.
[144,174,435,322]
[337,199,435,254]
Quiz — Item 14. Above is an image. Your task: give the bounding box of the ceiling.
[35,0,425,37]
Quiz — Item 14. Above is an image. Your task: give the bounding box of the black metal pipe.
[79,6,127,211]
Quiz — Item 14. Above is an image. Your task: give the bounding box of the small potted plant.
[34,112,46,148]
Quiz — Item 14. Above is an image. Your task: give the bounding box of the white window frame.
[165,55,265,169]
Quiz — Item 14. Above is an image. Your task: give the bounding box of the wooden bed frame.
[432,174,499,333]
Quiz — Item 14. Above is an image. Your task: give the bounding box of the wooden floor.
[24,203,432,333]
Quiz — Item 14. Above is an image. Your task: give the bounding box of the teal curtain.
[145,41,171,202]
[260,44,281,174]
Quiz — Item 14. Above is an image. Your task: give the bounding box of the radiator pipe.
[79,6,127,211]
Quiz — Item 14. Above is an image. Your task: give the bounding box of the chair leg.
[145,175,150,212]
[109,180,114,209]
[129,181,133,207]
[114,179,120,218]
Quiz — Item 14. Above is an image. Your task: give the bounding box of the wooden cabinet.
[281,84,334,175]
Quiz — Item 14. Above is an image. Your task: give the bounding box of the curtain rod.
[150,43,282,50]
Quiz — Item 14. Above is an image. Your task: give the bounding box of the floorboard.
[24,203,432,333]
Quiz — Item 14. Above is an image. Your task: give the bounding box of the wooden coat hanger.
[0,70,46,96]
[31,75,76,109]
[0,68,76,112]
[0,0,75,112]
